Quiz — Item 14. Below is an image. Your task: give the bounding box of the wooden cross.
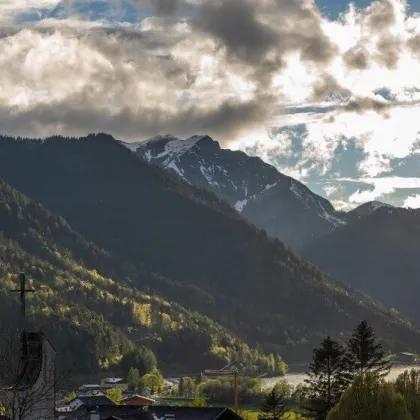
[10,272,35,323]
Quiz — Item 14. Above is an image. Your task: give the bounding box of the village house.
[78,384,102,394]
[100,378,128,392]
[119,395,155,406]
[67,395,116,411]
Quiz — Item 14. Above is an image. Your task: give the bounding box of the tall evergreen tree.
[346,320,391,378]
[302,336,351,420]
[127,367,141,391]
[178,377,185,396]
[258,388,287,420]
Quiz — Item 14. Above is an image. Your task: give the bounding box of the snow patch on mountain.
[235,199,248,212]
[200,165,219,187]
[167,161,184,178]
[121,141,143,152]
[154,136,201,159]
[318,202,347,227]
[290,181,346,227]
[265,183,277,191]
[144,150,152,162]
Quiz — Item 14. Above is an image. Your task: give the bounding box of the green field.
[237,406,305,420]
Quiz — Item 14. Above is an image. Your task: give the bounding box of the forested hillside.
[0,179,281,374]
[0,133,420,364]
[302,206,420,322]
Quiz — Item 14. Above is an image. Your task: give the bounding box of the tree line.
[258,320,413,420]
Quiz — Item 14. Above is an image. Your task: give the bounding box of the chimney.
[89,409,100,420]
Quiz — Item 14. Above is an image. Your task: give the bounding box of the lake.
[261,365,420,390]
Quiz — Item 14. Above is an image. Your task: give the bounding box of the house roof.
[120,395,155,403]
[79,405,242,420]
[70,395,116,407]
[80,384,102,388]
[103,378,125,384]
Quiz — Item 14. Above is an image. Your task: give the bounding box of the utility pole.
[203,369,239,413]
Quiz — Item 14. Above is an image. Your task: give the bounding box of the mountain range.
[0,133,419,374]
[131,134,420,326]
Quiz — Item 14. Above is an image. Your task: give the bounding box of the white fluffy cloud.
[404,194,420,208]
[347,176,420,204]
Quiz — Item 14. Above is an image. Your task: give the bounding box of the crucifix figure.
[10,272,35,326]
[10,273,36,375]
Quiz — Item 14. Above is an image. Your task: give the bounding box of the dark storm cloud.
[311,74,351,101]
[191,0,337,66]
[343,46,369,70]
[337,97,420,116]
[191,0,279,64]
[0,95,274,143]
[341,1,400,71]
[340,97,391,114]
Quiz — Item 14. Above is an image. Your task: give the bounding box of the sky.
[2,0,420,209]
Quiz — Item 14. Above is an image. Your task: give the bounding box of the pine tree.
[258,388,287,420]
[178,377,185,396]
[195,374,202,387]
[127,367,141,391]
[302,336,351,420]
[346,320,391,378]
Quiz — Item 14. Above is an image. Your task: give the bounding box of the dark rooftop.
[70,395,116,407]
[71,405,242,420]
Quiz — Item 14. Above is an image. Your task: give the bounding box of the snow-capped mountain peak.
[132,134,348,249]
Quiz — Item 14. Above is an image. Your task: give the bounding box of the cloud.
[404,194,420,208]
[368,0,397,32]
[331,199,351,211]
[0,0,61,24]
[153,0,180,16]
[343,45,370,70]
[191,0,279,65]
[0,0,341,144]
[129,0,183,17]
[346,176,420,204]
[0,18,277,141]
[407,33,420,58]
[323,184,341,197]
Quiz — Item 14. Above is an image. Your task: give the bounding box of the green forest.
[0,179,284,374]
[1,133,420,374]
